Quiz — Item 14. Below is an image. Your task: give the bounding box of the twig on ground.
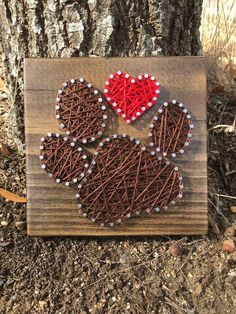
[214,193,236,200]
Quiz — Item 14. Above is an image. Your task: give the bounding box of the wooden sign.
[24,57,208,236]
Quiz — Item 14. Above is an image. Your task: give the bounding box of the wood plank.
[24,57,208,236]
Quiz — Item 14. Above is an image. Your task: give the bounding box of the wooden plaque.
[24,57,208,236]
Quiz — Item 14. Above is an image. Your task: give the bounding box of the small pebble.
[222,239,235,254]
[38,301,47,308]
[224,226,235,237]
[153,252,159,258]
[169,244,181,257]
[15,221,27,231]
[230,206,236,213]
[1,221,8,226]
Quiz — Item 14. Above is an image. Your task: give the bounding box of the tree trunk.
[0,0,202,152]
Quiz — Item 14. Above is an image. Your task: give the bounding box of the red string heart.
[104,71,160,124]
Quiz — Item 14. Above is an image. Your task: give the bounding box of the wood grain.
[24,57,208,236]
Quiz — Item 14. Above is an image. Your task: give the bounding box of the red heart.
[104,71,160,124]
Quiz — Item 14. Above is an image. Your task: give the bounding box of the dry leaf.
[211,84,226,95]
[224,62,236,79]
[0,143,11,156]
[194,284,202,296]
[0,188,27,203]
[0,77,6,92]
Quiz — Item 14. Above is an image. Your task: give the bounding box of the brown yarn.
[149,100,193,158]
[55,79,107,143]
[77,135,182,226]
[40,133,89,185]
[38,79,194,228]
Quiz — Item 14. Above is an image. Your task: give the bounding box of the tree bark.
[0,0,202,152]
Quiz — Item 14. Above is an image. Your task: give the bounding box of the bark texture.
[0,0,202,151]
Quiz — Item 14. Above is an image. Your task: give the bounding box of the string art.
[77,134,182,226]
[39,75,194,227]
[55,78,107,143]
[104,71,160,124]
[149,100,194,158]
[40,133,89,186]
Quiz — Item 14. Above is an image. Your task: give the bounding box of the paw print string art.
[39,71,194,227]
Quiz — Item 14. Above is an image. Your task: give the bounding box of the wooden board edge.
[27,227,209,237]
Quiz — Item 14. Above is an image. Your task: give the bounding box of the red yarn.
[104,72,160,124]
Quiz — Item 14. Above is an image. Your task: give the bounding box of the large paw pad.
[77,135,182,226]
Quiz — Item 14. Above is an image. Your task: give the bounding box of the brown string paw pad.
[148,100,194,158]
[39,133,90,186]
[55,78,107,143]
[76,134,183,226]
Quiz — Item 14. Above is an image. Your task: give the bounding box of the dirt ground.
[0,65,236,314]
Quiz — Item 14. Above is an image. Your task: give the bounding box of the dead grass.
[201,0,236,89]
[201,0,236,233]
